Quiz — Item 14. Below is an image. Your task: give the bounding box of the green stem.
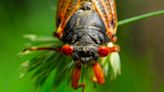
[118,10,164,26]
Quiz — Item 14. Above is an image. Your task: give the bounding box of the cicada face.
[56,0,118,64]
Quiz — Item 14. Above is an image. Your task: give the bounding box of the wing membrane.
[91,0,117,38]
[56,0,80,35]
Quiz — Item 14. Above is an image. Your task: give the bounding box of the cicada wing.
[109,0,117,34]
[92,0,117,38]
[56,0,80,36]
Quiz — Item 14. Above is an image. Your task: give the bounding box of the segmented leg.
[93,62,105,84]
[71,65,85,92]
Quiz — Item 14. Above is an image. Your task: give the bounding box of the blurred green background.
[0,0,164,92]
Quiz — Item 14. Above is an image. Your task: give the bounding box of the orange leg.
[93,62,105,84]
[71,65,85,92]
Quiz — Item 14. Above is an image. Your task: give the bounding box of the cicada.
[24,0,120,91]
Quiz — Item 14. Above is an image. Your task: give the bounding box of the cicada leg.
[71,65,85,92]
[93,62,105,84]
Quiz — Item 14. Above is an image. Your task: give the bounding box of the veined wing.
[56,0,80,37]
[91,0,117,38]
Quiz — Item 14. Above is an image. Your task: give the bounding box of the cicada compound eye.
[98,46,109,57]
[62,44,74,56]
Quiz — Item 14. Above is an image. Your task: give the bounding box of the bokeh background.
[0,0,164,92]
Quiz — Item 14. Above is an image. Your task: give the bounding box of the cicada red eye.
[62,44,73,56]
[98,46,109,57]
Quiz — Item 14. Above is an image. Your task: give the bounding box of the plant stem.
[118,10,164,26]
